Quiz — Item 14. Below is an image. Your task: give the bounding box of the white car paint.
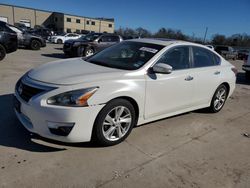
[14,39,236,143]
[51,33,80,44]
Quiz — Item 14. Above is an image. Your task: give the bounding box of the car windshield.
[7,25,22,33]
[86,41,164,70]
[80,33,101,41]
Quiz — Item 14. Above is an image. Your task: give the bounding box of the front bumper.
[242,65,250,72]
[14,81,105,143]
[63,44,78,57]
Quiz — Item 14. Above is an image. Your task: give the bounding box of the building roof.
[0,3,114,22]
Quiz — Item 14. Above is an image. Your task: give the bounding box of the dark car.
[215,45,237,60]
[0,21,18,61]
[29,27,52,40]
[63,33,123,57]
[8,25,46,50]
[237,49,249,60]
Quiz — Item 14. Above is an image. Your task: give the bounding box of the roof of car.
[128,38,199,47]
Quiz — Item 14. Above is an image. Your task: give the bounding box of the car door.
[145,46,195,119]
[190,46,222,106]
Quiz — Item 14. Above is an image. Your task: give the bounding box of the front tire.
[0,44,6,61]
[30,40,41,50]
[93,99,136,146]
[208,84,228,113]
[57,39,63,44]
[84,47,94,57]
[77,46,85,57]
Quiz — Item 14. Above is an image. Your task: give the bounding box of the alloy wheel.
[102,106,132,141]
[214,87,227,111]
[85,49,94,57]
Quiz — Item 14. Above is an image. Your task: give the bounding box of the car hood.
[28,58,126,85]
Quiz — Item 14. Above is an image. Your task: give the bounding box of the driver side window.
[156,46,190,70]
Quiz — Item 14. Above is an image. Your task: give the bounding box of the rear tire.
[57,39,63,44]
[208,84,228,113]
[30,40,41,50]
[0,44,6,61]
[92,99,136,146]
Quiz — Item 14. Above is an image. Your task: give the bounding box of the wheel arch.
[221,82,230,96]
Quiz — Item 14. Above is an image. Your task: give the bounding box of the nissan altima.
[14,39,236,146]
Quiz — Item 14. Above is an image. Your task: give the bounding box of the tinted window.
[66,18,71,22]
[213,54,221,65]
[76,19,80,23]
[100,36,119,42]
[193,46,217,68]
[110,36,120,42]
[156,46,190,70]
[100,36,111,42]
[87,41,164,70]
[109,24,112,28]
[91,21,95,25]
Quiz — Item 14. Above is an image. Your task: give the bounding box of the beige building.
[0,3,114,33]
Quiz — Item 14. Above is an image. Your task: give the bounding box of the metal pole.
[203,27,208,44]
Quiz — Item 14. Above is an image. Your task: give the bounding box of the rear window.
[193,46,219,68]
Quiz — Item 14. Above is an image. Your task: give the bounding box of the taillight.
[231,67,238,76]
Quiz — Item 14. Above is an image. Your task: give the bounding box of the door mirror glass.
[152,63,172,74]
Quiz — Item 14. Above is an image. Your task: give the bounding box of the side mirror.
[151,63,172,74]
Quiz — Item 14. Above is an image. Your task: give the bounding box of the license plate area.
[13,96,21,113]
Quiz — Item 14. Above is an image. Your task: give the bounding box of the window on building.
[67,18,71,22]
[66,28,71,33]
[86,20,90,25]
[109,24,112,28]
[54,17,58,22]
[91,21,95,25]
[76,19,80,23]
[76,29,80,34]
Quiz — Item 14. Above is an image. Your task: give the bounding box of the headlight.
[73,42,82,47]
[47,87,98,107]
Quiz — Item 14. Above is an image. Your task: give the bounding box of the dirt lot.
[0,44,250,188]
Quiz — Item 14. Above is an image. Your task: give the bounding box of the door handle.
[214,71,220,75]
[185,76,194,81]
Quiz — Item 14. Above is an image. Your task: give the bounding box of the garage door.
[0,17,8,23]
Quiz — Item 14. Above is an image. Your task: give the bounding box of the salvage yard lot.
[0,44,250,188]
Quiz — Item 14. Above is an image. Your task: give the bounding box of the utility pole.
[203,27,208,44]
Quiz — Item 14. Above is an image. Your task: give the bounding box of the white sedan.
[14,39,236,146]
[51,33,80,44]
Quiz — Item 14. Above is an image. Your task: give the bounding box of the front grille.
[16,80,45,102]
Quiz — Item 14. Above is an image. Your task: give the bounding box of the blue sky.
[1,0,250,39]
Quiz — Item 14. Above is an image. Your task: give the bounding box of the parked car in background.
[242,52,250,79]
[215,45,237,60]
[51,33,81,44]
[8,25,46,50]
[14,39,236,146]
[0,21,18,61]
[29,28,53,41]
[63,33,123,57]
[237,49,249,60]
